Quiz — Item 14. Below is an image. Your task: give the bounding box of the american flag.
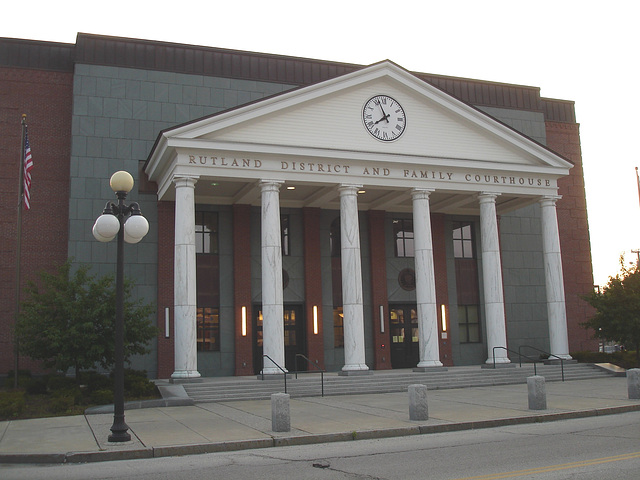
[23,129,33,210]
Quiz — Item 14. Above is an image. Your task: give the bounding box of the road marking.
[451,451,640,480]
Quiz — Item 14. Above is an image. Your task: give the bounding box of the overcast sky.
[5,0,640,286]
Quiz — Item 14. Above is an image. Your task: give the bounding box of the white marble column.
[339,184,369,372]
[260,180,286,374]
[478,192,510,364]
[172,175,201,380]
[412,188,443,368]
[540,196,572,360]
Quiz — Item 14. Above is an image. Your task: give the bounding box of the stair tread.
[178,364,613,403]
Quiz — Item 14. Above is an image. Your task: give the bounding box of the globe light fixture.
[92,170,148,443]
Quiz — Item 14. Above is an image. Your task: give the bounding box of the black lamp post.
[92,171,149,442]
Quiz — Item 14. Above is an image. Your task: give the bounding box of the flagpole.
[14,114,27,389]
[636,167,640,208]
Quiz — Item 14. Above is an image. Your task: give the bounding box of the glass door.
[389,305,419,368]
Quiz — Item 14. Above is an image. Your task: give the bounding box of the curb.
[2,404,640,465]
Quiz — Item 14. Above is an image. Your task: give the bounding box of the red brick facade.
[303,208,325,369]
[155,201,175,378]
[0,67,73,374]
[432,214,454,366]
[368,210,392,369]
[233,204,254,376]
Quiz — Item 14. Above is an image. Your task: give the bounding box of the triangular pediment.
[146,60,571,211]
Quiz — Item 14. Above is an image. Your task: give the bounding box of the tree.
[583,256,640,364]
[16,261,157,380]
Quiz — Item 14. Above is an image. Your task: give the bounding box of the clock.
[362,95,406,142]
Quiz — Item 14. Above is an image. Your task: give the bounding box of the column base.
[170,370,202,383]
[416,360,444,368]
[339,365,372,376]
[261,367,288,376]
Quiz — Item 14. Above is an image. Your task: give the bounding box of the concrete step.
[182,363,615,403]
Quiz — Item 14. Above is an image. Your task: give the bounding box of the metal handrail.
[261,354,287,393]
[518,345,565,382]
[294,354,325,397]
[491,346,539,375]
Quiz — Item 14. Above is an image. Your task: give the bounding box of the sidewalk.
[1,376,638,464]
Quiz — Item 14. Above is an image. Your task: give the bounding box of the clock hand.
[378,104,390,123]
[374,113,390,125]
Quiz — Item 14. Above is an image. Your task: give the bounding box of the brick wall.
[368,210,392,370]
[0,66,73,374]
[156,201,175,378]
[303,208,325,369]
[546,121,598,352]
[432,214,453,365]
[233,204,253,376]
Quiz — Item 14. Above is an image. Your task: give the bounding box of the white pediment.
[159,61,569,167]
[146,61,572,211]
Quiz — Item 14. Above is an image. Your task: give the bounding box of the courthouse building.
[0,34,596,380]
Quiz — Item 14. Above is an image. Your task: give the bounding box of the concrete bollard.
[271,393,291,432]
[408,384,429,420]
[527,375,547,410]
[627,368,640,399]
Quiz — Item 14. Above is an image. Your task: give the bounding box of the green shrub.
[25,377,49,395]
[82,371,112,393]
[119,369,157,398]
[49,395,75,414]
[0,391,26,419]
[5,370,32,388]
[90,388,114,406]
[47,375,76,392]
[52,386,83,405]
[126,378,157,398]
[571,350,639,369]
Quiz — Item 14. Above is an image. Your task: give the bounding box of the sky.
[5,0,640,286]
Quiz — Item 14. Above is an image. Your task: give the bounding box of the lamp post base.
[108,415,131,442]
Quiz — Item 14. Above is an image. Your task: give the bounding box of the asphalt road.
[2,411,639,479]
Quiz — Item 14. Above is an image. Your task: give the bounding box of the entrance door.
[389,305,419,368]
[253,305,306,374]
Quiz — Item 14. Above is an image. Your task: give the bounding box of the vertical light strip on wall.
[379,305,385,333]
[441,304,447,332]
[313,305,318,334]
[241,306,247,336]
[164,307,170,338]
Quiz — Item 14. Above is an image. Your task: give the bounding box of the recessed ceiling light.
[211,182,219,186]
[358,189,366,194]
[286,186,296,190]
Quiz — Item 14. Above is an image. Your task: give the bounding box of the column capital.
[478,191,501,204]
[259,179,284,191]
[411,187,435,200]
[539,195,562,207]
[338,183,363,196]
[172,175,199,189]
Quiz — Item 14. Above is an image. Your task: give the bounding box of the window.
[393,219,414,257]
[333,307,344,348]
[281,215,290,256]
[330,217,341,257]
[197,307,220,351]
[458,305,481,343]
[453,222,474,259]
[195,211,218,254]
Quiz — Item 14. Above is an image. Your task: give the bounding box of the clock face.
[362,95,406,142]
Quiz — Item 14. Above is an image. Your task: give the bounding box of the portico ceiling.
[189,177,538,215]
